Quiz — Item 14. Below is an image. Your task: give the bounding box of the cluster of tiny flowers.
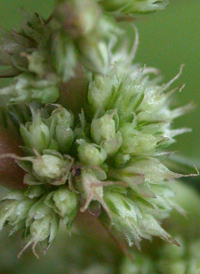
[0,0,128,105]
[0,59,189,255]
[0,0,190,259]
[75,63,188,248]
[0,0,169,104]
[0,185,78,258]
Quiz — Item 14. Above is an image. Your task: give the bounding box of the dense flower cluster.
[0,0,169,104]
[0,0,194,264]
[0,59,189,256]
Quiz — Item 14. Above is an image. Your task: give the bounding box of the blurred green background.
[0,0,199,272]
[0,0,199,159]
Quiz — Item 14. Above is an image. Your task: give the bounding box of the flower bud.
[74,167,109,214]
[0,190,35,232]
[21,199,59,257]
[88,72,115,114]
[121,131,158,156]
[30,216,52,241]
[91,112,117,144]
[29,212,59,247]
[51,107,74,128]
[49,107,75,153]
[20,111,50,153]
[102,131,122,156]
[56,126,74,154]
[91,112,122,156]
[32,154,69,180]
[138,86,167,112]
[77,140,107,166]
[45,186,79,225]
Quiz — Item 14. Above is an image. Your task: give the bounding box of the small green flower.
[32,154,69,180]
[20,110,51,153]
[91,111,123,156]
[120,131,159,156]
[44,186,79,226]
[20,105,75,155]
[73,166,110,215]
[88,71,115,115]
[4,149,73,186]
[0,185,80,258]
[20,197,59,258]
[50,106,74,128]
[77,140,107,166]
[48,106,75,153]
[0,190,36,233]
